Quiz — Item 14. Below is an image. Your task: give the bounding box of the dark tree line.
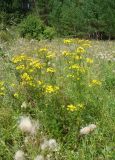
[0,0,115,39]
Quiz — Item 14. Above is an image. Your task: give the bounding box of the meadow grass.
[0,38,115,160]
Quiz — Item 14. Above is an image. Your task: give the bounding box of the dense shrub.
[43,26,56,40]
[18,15,45,40]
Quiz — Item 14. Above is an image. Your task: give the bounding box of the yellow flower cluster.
[64,39,73,44]
[44,85,59,94]
[62,51,71,56]
[69,64,85,73]
[67,103,83,112]
[90,79,102,86]
[46,52,55,59]
[21,73,32,81]
[12,54,27,63]
[0,81,5,96]
[39,48,47,52]
[76,47,85,54]
[86,58,93,64]
[47,67,56,73]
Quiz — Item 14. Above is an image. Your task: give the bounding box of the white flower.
[19,116,39,135]
[14,150,25,160]
[34,155,44,160]
[80,124,96,135]
[21,102,27,109]
[48,139,58,151]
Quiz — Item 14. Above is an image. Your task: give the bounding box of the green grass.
[0,38,115,160]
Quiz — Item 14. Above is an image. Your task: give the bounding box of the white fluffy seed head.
[19,116,39,135]
[34,155,44,160]
[19,117,33,133]
[14,150,25,160]
[40,139,49,150]
[80,124,96,135]
[48,139,58,151]
[40,138,58,151]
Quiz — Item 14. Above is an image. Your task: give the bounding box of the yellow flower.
[28,81,35,87]
[47,67,56,73]
[76,47,85,53]
[37,80,43,85]
[46,52,55,59]
[67,104,77,111]
[74,55,82,60]
[64,39,73,44]
[62,51,71,56]
[39,48,47,52]
[0,92,5,96]
[44,85,59,93]
[21,73,32,81]
[90,80,102,86]
[16,64,25,70]
[29,60,43,69]
[86,58,93,64]
[12,54,27,63]
[67,103,84,111]
[69,64,80,70]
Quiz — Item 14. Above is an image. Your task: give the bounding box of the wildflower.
[90,79,102,86]
[21,73,32,81]
[29,60,43,69]
[34,155,44,160]
[46,52,55,59]
[64,39,73,44]
[37,80,43,85]
[74,55,82,60]
[86,58,93,64]
[80,124,96,135]
[76,47,85,53]
[12,54,27,64]
[62,51,71,56]
[67,104,77,112]
[18,116,39,135]
[0,92,5,96]
[14,150,25,160]
[39,48,47,52]
[67,103,84,112]
[44,85,59,94]
[16,65,25,70]
[28,81,36,87]
[47,67,56,73]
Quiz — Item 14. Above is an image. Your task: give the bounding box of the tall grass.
[0,38,115,160]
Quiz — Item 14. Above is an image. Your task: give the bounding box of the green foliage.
[43,26,56,40]
[18,14,45,40]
